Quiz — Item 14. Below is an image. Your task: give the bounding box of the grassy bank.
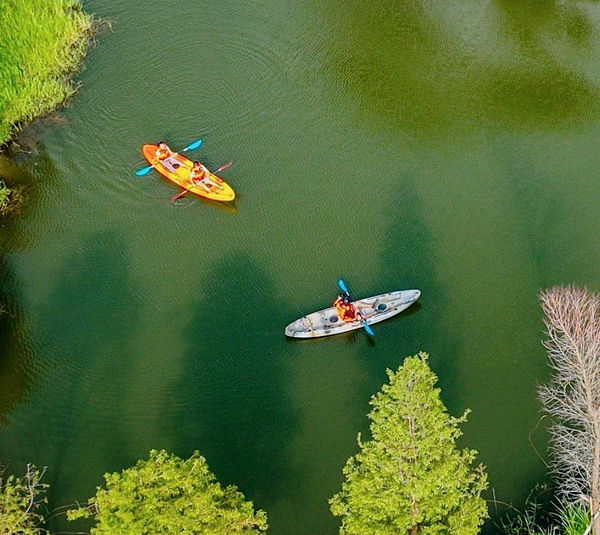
[0,0,93,145]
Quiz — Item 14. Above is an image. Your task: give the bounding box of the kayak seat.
[330,316,338,323]
[160,156,184,173]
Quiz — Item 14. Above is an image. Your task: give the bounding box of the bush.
[68,449,268,535]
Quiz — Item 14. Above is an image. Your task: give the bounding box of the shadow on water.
[493,0,596,50]
[0,147,60,428]
[33,230,142,531]
[359,174,458,398]
[483,0,598,127]
[173,194,239,215]
[322,177,463,532]
[172,251,298,508]
[348,177,530,534]
[492,138,569,289]
[3,112,71,157]
[0,255,34,425]
[0,144,62,252]
[369,175,551,532]
[305,0,600,135]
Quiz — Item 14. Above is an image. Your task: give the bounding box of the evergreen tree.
[68,449,267,534]
[330,352,488,535]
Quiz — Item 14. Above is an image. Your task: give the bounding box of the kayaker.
[190,161,223,193]
[334,294,357,322]
[155,141,175,161]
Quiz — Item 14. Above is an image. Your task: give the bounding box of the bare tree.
[540,286,600,535]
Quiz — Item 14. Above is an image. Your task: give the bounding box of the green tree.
[0,464,48,535]
[68,449,267,535]
[330,352,488,535]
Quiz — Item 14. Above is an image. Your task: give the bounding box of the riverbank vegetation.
[4,299,599,534]
[0,0,93,146]
[499,286,600,535]
[330,352,488,535]
[67,449,268,534]
[538,287,600,534]
[501,493,591,535]
[0,464,48,535]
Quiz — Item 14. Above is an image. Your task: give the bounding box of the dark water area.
[3,0,600,533]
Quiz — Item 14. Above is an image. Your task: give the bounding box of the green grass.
[0,0,92,144]
[558,503,590,535]
[500,492,591,535]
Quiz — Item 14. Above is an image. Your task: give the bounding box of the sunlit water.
[3,1,600,533]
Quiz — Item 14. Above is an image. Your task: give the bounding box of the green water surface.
[3,1,600,533]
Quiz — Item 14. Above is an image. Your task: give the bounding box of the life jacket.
[156,146,171,160]
[191,166,207,184]
[334,296,357,322]
[193,166,206,180]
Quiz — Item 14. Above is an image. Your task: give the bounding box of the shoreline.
[0,0,95,213]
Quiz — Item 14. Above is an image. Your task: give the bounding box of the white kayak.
[284,289,421,338]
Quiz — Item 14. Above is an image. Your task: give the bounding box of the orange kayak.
[142,145,235,202]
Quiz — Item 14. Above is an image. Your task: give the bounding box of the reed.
[0,0,93,144]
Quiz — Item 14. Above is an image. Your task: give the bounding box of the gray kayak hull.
[284,289,421,338]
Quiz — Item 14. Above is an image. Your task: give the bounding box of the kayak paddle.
[337,278,375,337]
[135,138,203,176]
[170,161,234,203]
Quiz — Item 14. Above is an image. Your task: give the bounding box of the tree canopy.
[0,464,48,535]
[330,352,488,535]
[68,449,267,535]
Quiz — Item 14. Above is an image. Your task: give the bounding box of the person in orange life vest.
[189,161,223,193]
[155,141,175,161]
[334,293,357,322]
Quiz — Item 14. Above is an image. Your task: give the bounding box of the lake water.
[3,1,600,532]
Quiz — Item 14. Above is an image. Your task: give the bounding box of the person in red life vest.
[155,141,175,161]
[189,161,224,193]
[334,293,357,322]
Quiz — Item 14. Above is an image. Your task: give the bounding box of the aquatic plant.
[0,0,93,144]
[0,179,23,216]
[0,180,10,212]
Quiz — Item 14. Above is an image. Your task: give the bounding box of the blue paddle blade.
[135,165,154,176]
[338,279,349,294]
[363,322,375,337]
[184,138,203,151]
